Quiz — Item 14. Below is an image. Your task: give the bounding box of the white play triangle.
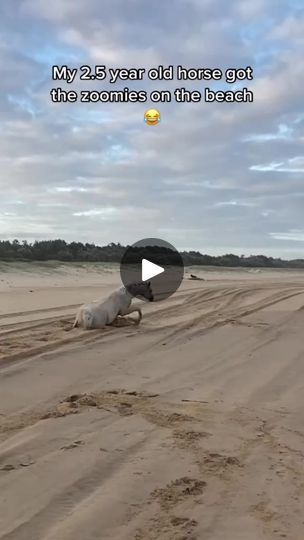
[142,258,164,281]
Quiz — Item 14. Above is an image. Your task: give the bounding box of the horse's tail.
[73,308,82,329]
[72,317,79,329]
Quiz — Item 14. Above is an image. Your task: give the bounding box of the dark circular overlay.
[120,238,184,302]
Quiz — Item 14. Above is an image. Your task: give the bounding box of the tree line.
[0,239,303,268]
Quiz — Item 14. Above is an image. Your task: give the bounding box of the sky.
[0,0,304,258]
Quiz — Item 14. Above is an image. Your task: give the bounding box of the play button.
[142,259,164,281]
[120,238,184,302]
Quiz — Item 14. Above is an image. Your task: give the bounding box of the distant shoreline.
[0,239,304,269]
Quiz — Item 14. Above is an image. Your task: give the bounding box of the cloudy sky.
[0,0,303,258]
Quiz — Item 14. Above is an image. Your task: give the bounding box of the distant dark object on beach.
[189,274,205,281]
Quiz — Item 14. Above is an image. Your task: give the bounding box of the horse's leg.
[111,316,121,327]
[120,306,142,325]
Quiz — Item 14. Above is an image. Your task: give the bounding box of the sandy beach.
[1,262,304,540]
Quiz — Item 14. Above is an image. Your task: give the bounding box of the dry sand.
[1,262,304,540]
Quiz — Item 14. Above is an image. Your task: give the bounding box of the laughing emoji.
[144,108,161,126]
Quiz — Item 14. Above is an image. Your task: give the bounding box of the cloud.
[250,156,304,172]
[213,200,258,208]
[243,123,293,142]
[0,0,304,257]
[269,230,304,242]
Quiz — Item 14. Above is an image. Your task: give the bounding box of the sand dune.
[1,264,304,539]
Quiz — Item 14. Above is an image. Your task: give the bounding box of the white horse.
[73,281,154,330]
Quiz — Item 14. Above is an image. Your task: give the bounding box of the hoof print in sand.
[0,460,35,472]
[0,464,16,472]
[61,440,85,450]
[152,477,207,510]
[200,452,242,473]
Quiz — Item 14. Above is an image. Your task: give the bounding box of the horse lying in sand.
[73,281,154,330]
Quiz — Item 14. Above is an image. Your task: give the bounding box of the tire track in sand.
[0,285,303,368]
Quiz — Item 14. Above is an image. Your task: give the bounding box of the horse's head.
[127,280,154,302]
